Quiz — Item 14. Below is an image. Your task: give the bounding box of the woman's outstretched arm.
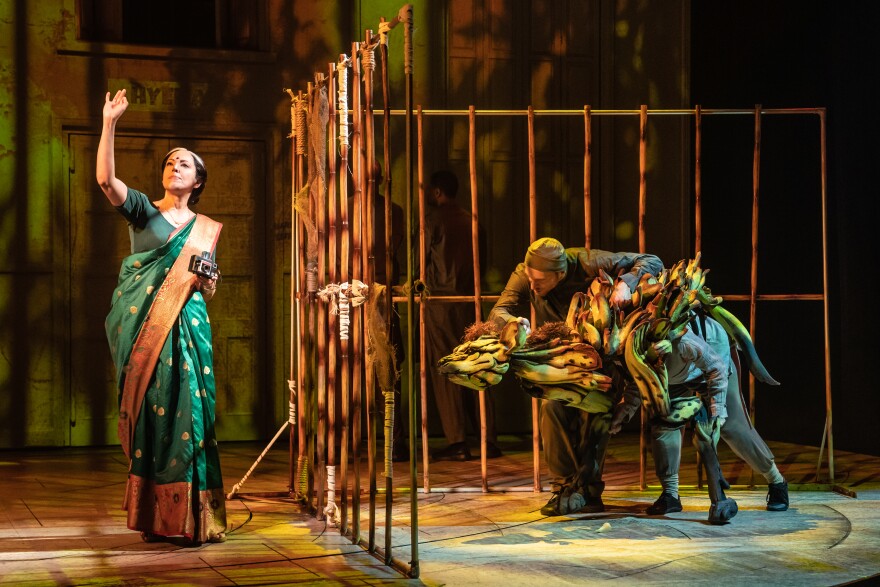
[96,89,130,206]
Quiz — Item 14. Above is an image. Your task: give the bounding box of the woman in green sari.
[98,89,227,545]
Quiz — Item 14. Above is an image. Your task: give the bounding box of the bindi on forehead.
[168,151,194,163]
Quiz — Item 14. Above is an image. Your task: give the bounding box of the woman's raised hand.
[103,89,129,122]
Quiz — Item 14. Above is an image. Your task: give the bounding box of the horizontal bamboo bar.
[391,295,501,304]
[369,107,826,117]
[390,293,823,304]
[716,294,824,301]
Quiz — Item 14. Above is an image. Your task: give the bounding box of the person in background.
[424,170,500,462]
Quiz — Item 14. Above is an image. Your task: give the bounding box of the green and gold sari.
[106,214,227,543]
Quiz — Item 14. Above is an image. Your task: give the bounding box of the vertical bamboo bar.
[694,105,703,254]
[327,54,351,528]
[296,94,312,502]
[360,33,378,550]
[694,104,704,490]
[287,93,302,497]
[378,20,395,556]
[417,107,430,491]
[337,54,352,534]
[402,4,419,575]
[583,105,592,248]
[350,41,364,543]
[313,75,328,512]
[300,91,317,504]
[527,105,540,492]
[320,63,337,521]
[468,105,489,492]
[748,105,762,489]
[638,105,648,253]
[818,109,835,483]
[638,104,648,490]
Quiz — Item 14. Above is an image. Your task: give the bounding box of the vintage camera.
[188,251,219,280]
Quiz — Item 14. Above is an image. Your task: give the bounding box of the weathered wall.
[0,0,691,448]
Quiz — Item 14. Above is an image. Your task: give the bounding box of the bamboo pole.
[320,63,337,521]
[417,107,430,492]
[337,54,352,533]
[378,18,395,556]
[295,93,312,502]
[468,105,489,492]
[527,106,540,493]
[817,109,835,483]
[694,105,703,253]
[300,91,317,505]
[402,4,420,576]
[287,92,302,499]
[312,75,328,512]
[350,41,364,543]
[748,104,762,488]
[583,105,592,248]
[638,104,648,490]
[360,32,379,552]
[694,104,703,489]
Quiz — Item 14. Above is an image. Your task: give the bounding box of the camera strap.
[118,214,223,460]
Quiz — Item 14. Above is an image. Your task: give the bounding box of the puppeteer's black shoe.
[646,492,683,516]
[431,442,472,462]
[578,495,605,514]
[483,442,503,459]
[540,490,585,516]
[766,481,789,511]
[392,440,409,462]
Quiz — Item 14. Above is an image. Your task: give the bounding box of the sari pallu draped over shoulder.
[106,215,227,543]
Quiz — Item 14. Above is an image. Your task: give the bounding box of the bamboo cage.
[249,3,833,578]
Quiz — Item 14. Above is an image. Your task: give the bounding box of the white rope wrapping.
[286,380,297,425]
[339,289,350,341]
[297,455,309,497]
[306,262,318,294]
[383,390,395,478]
[317,281,369,339]
[337,58,350,148]
[324,465,339,526]
[378,20,391,45]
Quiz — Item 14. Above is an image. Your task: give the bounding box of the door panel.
[68,133,266,446]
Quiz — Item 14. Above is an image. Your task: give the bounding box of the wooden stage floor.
[2,432,879,586]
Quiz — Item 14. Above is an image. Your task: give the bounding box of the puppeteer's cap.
[524,237,566,272]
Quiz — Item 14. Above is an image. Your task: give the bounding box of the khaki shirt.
[488,248,663,329]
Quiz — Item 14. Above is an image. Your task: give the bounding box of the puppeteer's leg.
[720,354,788,510]
[694,410,738,524]
[646,422,684,515]
[539,401,588,515]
